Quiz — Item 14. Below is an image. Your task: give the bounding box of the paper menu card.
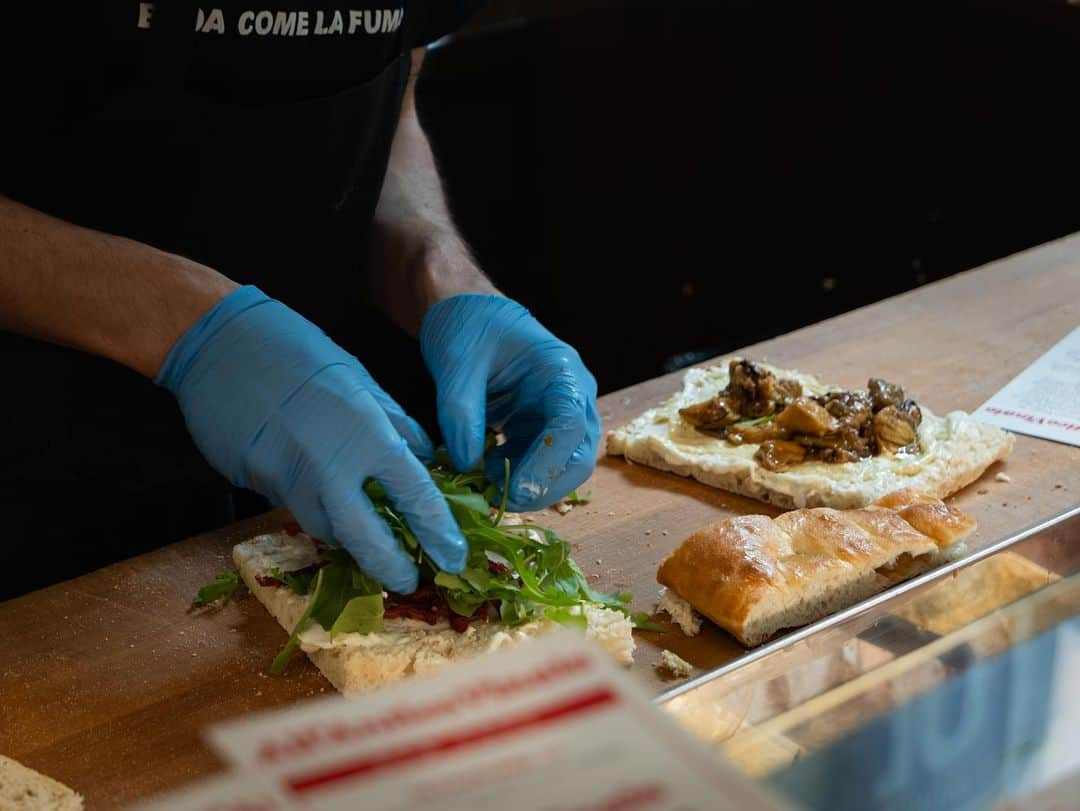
[132,631,789,810]
[974,325,1080,447]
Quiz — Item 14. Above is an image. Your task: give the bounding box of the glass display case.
[661,515,1080,811]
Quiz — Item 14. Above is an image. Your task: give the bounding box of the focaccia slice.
[656,489,976,646]
[606,360,1013,509]
[234,533,634,693]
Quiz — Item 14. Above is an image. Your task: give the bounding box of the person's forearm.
[368,48,500,336]
[0,196,238,378]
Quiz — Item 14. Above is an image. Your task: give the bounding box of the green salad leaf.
[268,566,314,595]
[271,566,325,675]
[629,612,666,633]
[331,595,384,636]
[192,570,240,607]
[564,489,592,505]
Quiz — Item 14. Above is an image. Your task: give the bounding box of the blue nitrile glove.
[156,285,467,593]
[420,294,600,511]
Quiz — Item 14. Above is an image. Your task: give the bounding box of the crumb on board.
[657,650,693,679]
[554,502,573,515]
[657,589,703,637]
[977,489,988,495]
[995,472,1012,483]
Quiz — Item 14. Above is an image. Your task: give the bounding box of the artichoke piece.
[774,397,840,437]
[874,399,922,453]
[725,421,789,445]
[755,439,808,471]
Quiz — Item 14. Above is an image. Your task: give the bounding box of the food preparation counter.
[2,234,1078,807]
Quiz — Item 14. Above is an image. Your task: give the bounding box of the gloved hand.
[420,294,600,512]
[156,285,466,593]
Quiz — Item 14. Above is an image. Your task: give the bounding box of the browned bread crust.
[657,489,976,646]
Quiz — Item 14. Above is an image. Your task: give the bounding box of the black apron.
[0,1,482,598]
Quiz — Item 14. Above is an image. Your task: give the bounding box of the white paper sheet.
[133,632,789,811]
[974,326,1080,447]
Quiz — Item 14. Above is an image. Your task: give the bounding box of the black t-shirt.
[0,1,483,595]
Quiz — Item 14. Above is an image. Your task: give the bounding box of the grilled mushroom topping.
[868,378,905,412]
[818,390,874,429]
[678,394,740,432]
[728,360,802,418]
[755,440,808,471]
[679,363,924,467]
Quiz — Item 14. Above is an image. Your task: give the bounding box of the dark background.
[411,0,1080,394]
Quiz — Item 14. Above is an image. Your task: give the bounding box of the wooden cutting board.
[2,234,1079,808]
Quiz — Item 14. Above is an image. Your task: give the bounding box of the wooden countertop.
[3,235,1079,808]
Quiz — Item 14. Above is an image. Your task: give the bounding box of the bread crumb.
[607,511,616,516]
[644,530,652,536]
[995,472,1012,483]
[657,589,702,636]
[977,488,988,495]
[554,502,573,515]
[661,530,669,536]
[595,559,602,565]
[657,650,693,679]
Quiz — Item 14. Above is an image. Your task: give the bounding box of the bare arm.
[367,47,500,336]
[0,196,237,378]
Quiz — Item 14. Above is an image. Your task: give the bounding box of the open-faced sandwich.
[607,358,1013,509]
[199,452,641,693]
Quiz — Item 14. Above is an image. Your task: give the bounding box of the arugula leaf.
[269,566,313,595]
[564,489,592,505]
[442,491,492,516]
[271,552,387,673]
[351,567,382,595]
[629,612,667,633]
[192,571,240,607]
[544,606,588,629]
[732,414,775,428]
[306,562,357,631]
[271,567,325,675]
[493,458,511,528]
[500,597,532,625]
[331,594,384,636]
[284,571,315,595]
